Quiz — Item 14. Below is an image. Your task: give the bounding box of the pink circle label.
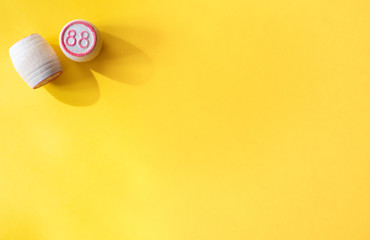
[60,21,97,57]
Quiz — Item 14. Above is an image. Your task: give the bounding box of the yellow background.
[1,0,370,239]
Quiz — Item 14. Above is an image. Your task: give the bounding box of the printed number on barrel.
[60,20,101,62]
[66,30,90,48]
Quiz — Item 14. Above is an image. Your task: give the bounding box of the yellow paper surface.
[1,0,370,239]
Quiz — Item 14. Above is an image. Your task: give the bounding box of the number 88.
[66,30,90,48]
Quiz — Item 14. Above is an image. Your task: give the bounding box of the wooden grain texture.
[9,34,62,89]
